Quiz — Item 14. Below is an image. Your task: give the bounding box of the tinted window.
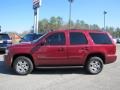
[0,34,10,40]
[46,33,65,45]
[23,34,35,41]
[70,32,88,45]
[35,34,43,39]
[90,33,112,44]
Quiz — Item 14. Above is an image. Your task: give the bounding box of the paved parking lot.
[0,45,120,90]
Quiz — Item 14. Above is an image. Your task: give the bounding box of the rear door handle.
[81,47,89,50]
[84,47,89,50]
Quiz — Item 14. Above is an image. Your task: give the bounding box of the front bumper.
[4,54,12,67]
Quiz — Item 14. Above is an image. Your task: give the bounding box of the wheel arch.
[11,54,35,68]
[85,53,105,64]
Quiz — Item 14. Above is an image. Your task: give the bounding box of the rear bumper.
[105,55,117,64]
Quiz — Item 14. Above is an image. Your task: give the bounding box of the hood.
[9,42,33,48]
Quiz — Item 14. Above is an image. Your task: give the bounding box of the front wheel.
[13,56,33,75]
[85,56,103,75]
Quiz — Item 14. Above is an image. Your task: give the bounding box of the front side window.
[90,33,112,44]
[46,32,65,45]
[70,32,88,45]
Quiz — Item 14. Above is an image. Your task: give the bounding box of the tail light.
[108,45,116,54]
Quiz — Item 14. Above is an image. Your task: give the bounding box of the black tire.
[13,56,33,75]
[85,56,103,75]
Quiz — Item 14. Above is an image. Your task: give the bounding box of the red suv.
[4,30,117,75]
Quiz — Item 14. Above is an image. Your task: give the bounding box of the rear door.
[67,32,89,65]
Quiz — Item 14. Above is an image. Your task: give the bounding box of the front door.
[37,32,67,66]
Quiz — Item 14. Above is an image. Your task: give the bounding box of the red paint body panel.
[4,30,117,67]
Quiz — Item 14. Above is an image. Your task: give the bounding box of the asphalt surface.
[0,45,120,90]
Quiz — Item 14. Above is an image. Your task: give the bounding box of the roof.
[49,29,105,33]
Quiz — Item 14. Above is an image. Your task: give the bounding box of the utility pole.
[68,0,74,30]
[104,11,107,31]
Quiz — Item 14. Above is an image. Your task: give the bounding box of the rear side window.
[70,32,88,45]
[46,32,65,45]
[90,33,112,44]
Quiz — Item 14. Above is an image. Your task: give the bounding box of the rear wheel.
[13,56,33,75]
[85,56,103,75]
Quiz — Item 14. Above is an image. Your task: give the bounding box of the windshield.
[32,33,47,43]
[0,34,10,40]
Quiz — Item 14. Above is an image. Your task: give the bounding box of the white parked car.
[117,38,120,43]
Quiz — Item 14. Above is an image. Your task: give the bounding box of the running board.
[36,66,84,69]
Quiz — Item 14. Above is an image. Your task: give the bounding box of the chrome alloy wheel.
[16,60,29,74]
[89,60,102,74]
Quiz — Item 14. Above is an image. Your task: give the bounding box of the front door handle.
[58,48,64,51]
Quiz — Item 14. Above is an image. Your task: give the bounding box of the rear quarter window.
[90,33,112,44]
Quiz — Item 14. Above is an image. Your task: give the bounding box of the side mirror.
[40,40,46,46]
